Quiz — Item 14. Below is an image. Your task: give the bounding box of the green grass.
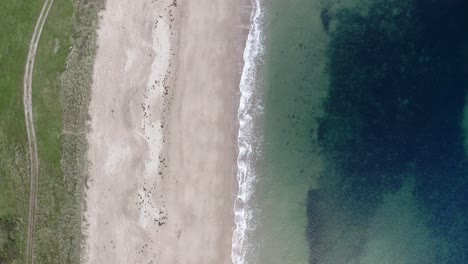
[0,0,102,262]
[0,215,21,263]
[32,1,75,262]
[0,1,46,262]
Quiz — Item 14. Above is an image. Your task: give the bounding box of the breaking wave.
[232,0,265,263]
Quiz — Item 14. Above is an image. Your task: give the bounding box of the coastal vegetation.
[0,0,102,262]
[0,1,47,262]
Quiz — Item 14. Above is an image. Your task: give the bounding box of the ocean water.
[234,0,468,264]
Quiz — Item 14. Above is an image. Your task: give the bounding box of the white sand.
[83,0,248,263]
[83,0,177,262]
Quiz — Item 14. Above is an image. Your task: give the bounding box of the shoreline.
[233,0,266,263]
[154,0,250,262]
[82,0,249,263]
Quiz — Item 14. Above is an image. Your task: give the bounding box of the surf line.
[232,0,265,263]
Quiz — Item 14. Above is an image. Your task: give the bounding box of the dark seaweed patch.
[320,8,331,32]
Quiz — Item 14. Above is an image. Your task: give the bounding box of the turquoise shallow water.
[248,0,468,263]
[252,0,328,263]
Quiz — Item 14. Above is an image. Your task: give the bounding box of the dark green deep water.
[256,0,468,263]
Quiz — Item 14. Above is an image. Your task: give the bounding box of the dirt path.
[23,0,55,263]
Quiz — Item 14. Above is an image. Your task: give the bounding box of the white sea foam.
[232,0,265,263]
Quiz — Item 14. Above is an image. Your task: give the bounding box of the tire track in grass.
[23,0,55,262]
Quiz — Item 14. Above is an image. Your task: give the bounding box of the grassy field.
[32,0,76,262]
[0,0,102,262]
[0,1,46,262]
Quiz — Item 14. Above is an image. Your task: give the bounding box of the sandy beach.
[83,0,248,263]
